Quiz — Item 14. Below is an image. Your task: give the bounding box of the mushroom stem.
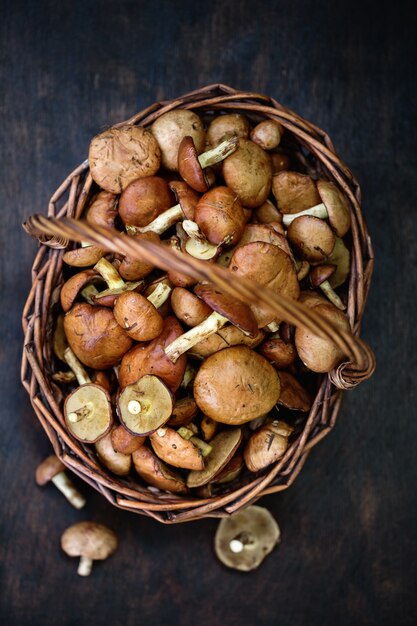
[181,363,196,388]
[198,136,239,169]
[81,241,92,248]
[146,282,172,309]
[81,284,99,304]
[282,203,327,227]
[67,403,94,423]
[64,347,91,385]
[127,204,183,235]
[77,555,93,577]
[177,428,212,456]
[319,281,346,310]
[51,472,86,509]
[265,321,280,332]
[94,258,126,290]
[127,400,142,414]
[165,311,228,363]
[182,220,218,260]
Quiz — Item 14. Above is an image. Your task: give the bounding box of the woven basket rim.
[21,84,375,523]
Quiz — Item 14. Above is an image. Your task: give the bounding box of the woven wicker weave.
[21,84,375,523]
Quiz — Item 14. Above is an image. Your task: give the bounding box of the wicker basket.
[21,84,375,523]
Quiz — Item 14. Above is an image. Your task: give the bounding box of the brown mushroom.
[272,171,321,214]
[287,216,335,263]
[119,316,187,391]
[35,455,86,509]
[180,220,219,260]
[223,139,273,208]
[113,292,164,341]
[118,176,173,228]
[150,427,205,470]
[250,120,283,150]
[178,135,239,193]
[64,303,133,369]
[189,325,265,359]
[187,428,242,488]
[214,505,280,571]
[193,186,247,246]
[168,396,199,427]
[118,375,173,436]
[164,285,258,363]
[253,199,284,225]
[64,383,113,443]
[237,222,295,264]
[282,180,351,238]
[85,191,118,228]
[294,299,351,372]
[193,346,280,425]
[260,333,297,369]
[164,235,200,286]
[142,275,173,316]
[95,430,132,476]
[111,424,146,455]
[229,242,300,327]
[276,371,312,412]
[151,109,206,171]
[117,231,161,281]
[244,420,293,472]
[89,125,160,193]
[170,287,212,327]
[60,270,102,313]
[132,446,187,494]
[63,244,105,268]
[200,416,219,442]
[207,113,250,146]
[309,264,346,310]
[271,152,291,174]
[61,521,118,576]
[92,257,143,305]
[213,452,244,484]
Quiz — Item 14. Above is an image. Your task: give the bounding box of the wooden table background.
[1,1,416,624]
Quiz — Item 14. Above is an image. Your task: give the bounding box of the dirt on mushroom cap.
[193,346,280,425]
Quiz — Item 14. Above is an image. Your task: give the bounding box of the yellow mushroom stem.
[318,281,346,310]
[51,472,86,509]
[127,204,183,235]
[198,135,239,169]
[77,555,93,577]
[64,347,91,386]
[80,284,99,304]
[67,402,94,423]
[182,220,218,260]
[177,427,212,457]
[146,282,172,309]
[282,202,327,227]
[265,321,280,332]
[165,311,228,363]
[93,258,142,296]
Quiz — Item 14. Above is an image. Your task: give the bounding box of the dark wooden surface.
[1,1,416,624]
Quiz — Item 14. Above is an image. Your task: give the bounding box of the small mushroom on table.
[164,285,258,363]
[61,521,118,576]
[214,505,280,572]
[118,375,173,436]
[35,455,86,509]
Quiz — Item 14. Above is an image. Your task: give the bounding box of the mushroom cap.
[35,455,65,485]
[244,420,293,472]
[294,301,351,372]
[187,428,242,488]
[272,171,321,214]
[95,430,132,476]
[207,113,250,146]
[168,396,198,427]
[118,375,174,436]
[113,291,163,342]
[171,287,212,327]
[118,316,187,391]
[118,176,173,227]
[214,505,280,571]
[309,264,336,288]
[178,136,209,193]
[61,521,118,560]
[317,180,351,237]
[189,325,265,359]
[237,223,294,263]
[271,152,291,174]
[229,242,300,327]
[118,231,161,281]
[327,237,350,288]
[89,125,160,193]
[213,453,244,484]
[250,119,283,151]
[253,199,283,225]
[64,303,133,369]
[194,186,246,246]
[86,191,118,229]
[150,427,204,470]
[169,180,200,220]
[63,245,105,268]
[64,383,113,443]
[60,270,101,313]
[132,446,187,493]
[287,216,335,262]
[222,139,273,208]
[111,424,146,455]
[151,109,206,171]
[260,335,297,369]
[193,346,280,425]
[194,284,258,337]
[276,371,312,412]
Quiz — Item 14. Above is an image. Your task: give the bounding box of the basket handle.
[23,214,375,390]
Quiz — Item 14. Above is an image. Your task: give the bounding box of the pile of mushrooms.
[51,107,353,496]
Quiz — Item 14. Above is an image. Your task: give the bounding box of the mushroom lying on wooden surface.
[61,521,118,576]
[35,455,86,509]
